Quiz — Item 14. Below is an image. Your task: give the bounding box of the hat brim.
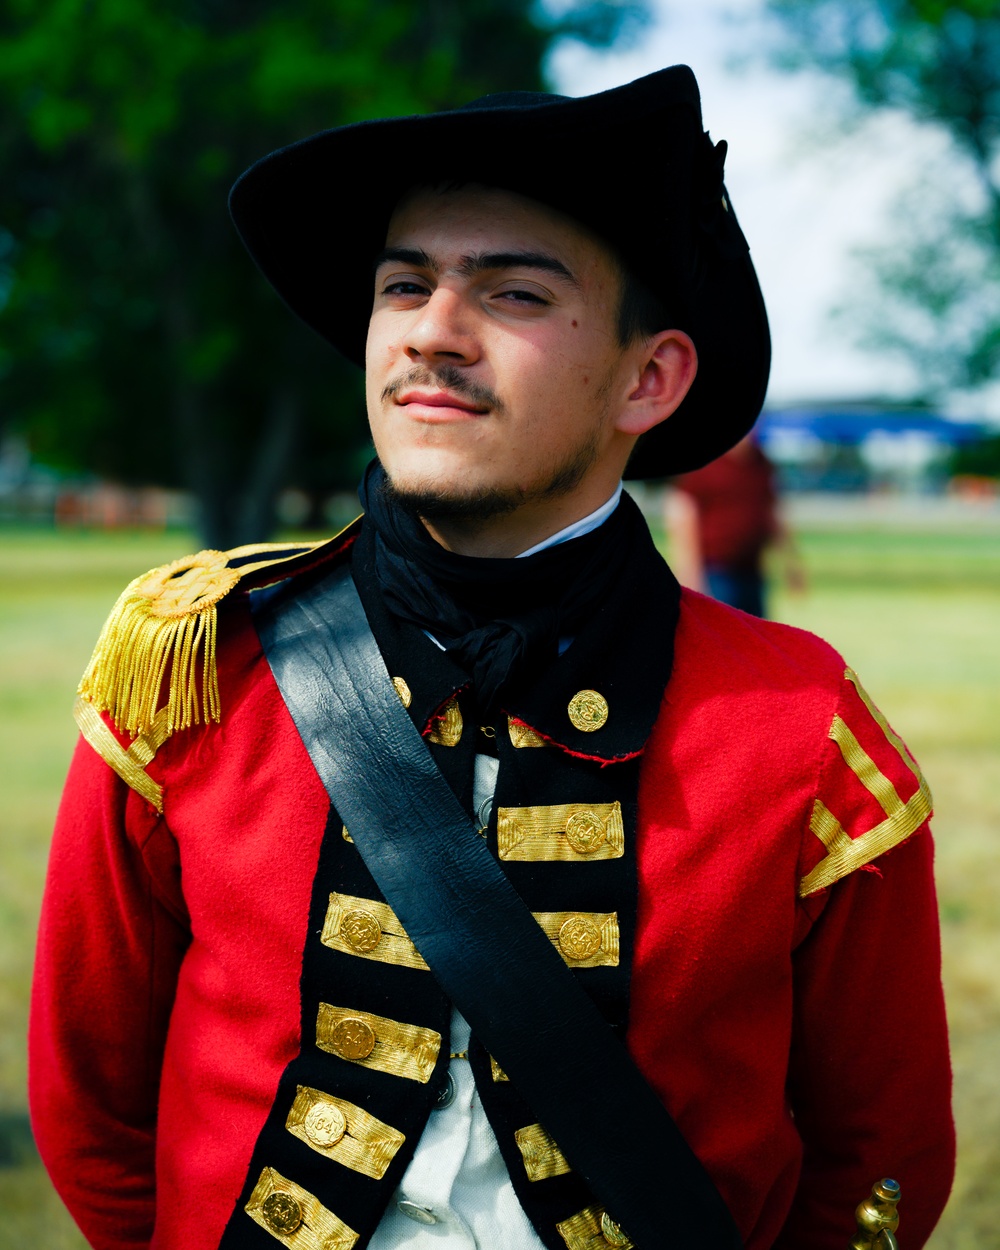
[229,66,770,478]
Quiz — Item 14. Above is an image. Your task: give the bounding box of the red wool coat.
[29,579,954,1250]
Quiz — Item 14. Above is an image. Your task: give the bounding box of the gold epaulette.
[77,538,336,745]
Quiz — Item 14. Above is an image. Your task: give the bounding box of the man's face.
[365,185,634,524]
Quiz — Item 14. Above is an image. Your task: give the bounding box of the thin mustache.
[381,366,504,413]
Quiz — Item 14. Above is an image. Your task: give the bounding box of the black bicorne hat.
[229,66,770,478]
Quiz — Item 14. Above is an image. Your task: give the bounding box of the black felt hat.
[229,66,770,478]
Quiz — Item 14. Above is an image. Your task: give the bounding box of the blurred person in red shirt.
[666,434,803,617]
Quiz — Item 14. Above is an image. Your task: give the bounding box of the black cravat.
[357,460,640,711]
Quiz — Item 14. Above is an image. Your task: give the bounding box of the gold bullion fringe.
[79,579,221,740]
[76,538,332,742]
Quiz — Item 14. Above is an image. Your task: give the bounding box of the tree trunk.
[170,379,237,550]
[235,383,302,544]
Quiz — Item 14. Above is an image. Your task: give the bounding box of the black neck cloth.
[357,460,641,712]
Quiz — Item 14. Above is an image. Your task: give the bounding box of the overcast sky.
[547,0,968,411]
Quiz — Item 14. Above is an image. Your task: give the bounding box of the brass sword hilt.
[849,1179,901,1250]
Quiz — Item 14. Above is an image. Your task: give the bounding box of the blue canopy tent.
[755,407,986,491]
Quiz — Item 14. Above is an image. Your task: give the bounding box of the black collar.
[350,507,679,765]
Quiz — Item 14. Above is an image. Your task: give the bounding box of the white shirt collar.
[516,482,623,559]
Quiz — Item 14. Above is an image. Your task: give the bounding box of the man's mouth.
[395,389,490,417]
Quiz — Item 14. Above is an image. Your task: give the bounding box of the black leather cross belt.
[254,562,742,1250]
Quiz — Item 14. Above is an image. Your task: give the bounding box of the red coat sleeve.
[777,670,955,1249]
[29,733,190,1250]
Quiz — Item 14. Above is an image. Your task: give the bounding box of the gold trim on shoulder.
[799,669,933,897]
[77,537,331,741]
[320,892,429,970]
[73,696,167,811]
[490,1056,510,1082]
[557,1204,633,1249]
[316,1004,441,1084]
[286,1086,405,1180]
[245,1165,358,1248]
[427,697,463,746]
[533,911,619,967]
[514,1123,571,1182]
[498,802,624,862]
[508,718,547,748]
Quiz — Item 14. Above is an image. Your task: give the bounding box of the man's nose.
[404,289,479,365]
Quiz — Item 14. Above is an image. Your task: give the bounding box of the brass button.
[261,1190,304,1235]
[564,809,607,854]
[568,689,608,732]
[601,1210,633,1247]
[329,1016,376,1060]
[508,718,546,748]
[303,1100,347,1149]
[392,677,412,708]
[341,908,382,953]
[558,915,603,961]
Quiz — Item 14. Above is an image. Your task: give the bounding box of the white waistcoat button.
[434,1071,457,1110]
[397,1200,439,1225]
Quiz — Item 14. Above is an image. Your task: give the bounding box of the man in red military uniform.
[667,434,803,618]
[30,68,953,1250]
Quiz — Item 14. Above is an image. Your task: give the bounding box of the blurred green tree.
[0,0,644,545]
[765,0,1000,398]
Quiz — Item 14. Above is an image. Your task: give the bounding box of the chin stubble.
[380,423,604,524]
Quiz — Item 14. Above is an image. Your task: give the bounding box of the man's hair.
[615,263,672,348]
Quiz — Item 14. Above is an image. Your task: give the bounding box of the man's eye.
[496,288,548,305]
[383,281,428,296]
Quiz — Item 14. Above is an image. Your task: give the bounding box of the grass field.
[0,516,997,1247]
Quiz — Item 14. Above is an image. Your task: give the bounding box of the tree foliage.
[766,0,1000,397]
[0,0,643,545]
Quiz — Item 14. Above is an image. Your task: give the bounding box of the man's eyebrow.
[373,246,580,291]
[373,246,435,272]
[457,251,580,288]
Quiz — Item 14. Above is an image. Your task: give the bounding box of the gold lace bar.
[427,697,463,746]
[799,668,933,897]
[508,718,547,748]
[514,1123,571,1181]
[497,801,624,862]
[245,1166,358,1249]
[556,1205,633,1250]
[316,1004,441,1084]
[320,892,429,971]
[74,695,167,811]
[286,1086,405,1180]
[533,911,619,968]
[799,786,931,896]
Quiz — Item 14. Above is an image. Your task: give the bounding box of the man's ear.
[614,330,698,437]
